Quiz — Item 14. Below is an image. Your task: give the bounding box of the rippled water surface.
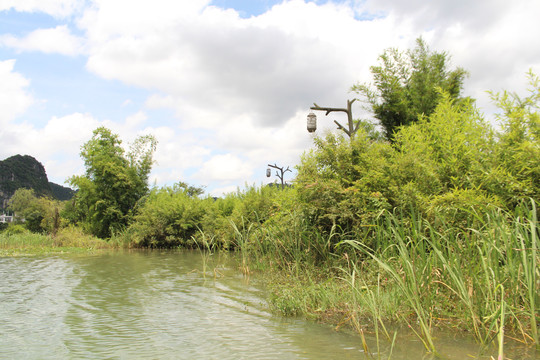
[1,251,538,359]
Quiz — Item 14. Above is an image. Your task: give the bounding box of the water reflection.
[0,251,538,359]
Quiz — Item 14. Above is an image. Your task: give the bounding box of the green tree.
[68,127,157,238]
[352,38,468,140]
[8,188,63,234]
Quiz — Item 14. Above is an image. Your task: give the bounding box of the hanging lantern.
[307,112,317,133]
[266,168,271,177]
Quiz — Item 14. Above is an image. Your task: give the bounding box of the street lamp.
[307,112,317,133]
[307,99,359,138]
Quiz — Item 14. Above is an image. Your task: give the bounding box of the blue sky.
[1,0,539,196]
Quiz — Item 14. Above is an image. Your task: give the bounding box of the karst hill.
[0,155,74,209]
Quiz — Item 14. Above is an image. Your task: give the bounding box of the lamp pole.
[267,163,291,189]
[307,99,359,139]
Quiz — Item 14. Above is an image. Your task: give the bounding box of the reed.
[516,199,538,345]
[335,200,539,354]
[338,257,395,359]
[192,228,219,278]
[341,237,438,354]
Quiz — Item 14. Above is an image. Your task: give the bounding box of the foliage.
[125,183,210,248]
[49,181,75,201]
[297,75,539,235]
[68,127,157,238]
[0,225,116,256]
[352,38,468,140]
[488,70,540,209]
[392,93,502,224]
[2,223,28,236]
[296,131,394,244]
[8,188,63,234]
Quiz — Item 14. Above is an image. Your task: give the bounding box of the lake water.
[0,250,538,359]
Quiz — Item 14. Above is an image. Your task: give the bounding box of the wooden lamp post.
[308,99,359,138]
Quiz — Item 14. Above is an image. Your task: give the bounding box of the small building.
[0,214,14,223]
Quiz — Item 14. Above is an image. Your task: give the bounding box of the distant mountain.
[49,181,76,201]
[0,155,75,209]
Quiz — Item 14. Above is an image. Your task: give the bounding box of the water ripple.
[0,251,443,360]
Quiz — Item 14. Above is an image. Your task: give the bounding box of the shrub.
[296,131,394,240]
[127,184,208,247]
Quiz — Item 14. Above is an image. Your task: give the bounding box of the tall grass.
[219,197,538,355]
[338,200,539,354]
[338,257,396,359]
[0,225,114,255]
[517,200,538,345]
[340,216,439,354]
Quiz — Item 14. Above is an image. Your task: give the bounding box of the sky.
[1,0,539,196]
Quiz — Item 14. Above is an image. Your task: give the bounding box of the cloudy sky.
[1,0,539,196]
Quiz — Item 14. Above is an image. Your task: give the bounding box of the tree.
[8,188,63,234]
[352,38,468,140]
[68,127,157,238]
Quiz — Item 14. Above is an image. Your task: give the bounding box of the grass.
[243,201,539,358]
[0,225,117,256]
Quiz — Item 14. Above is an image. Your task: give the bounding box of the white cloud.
[0,0,84,18]
[0,25,85,56]
[357,0,510,30]
[194,153,253,183]
[149,127,212,185]
[2,0,540,193]
[82,0,395,129]
[0,60,33,126]
[123,111,147,129]
[0,112,100,183]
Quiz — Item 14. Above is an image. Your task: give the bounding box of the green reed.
[338,256,397,359]
[338,200,539,355]
[198,199,538,355]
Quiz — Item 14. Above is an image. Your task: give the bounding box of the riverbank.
[238,203,539,357]
[1,206,538,358]
[0,226,118,256]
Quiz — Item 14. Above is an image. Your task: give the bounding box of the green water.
[0,251,537,359]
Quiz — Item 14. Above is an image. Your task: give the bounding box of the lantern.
[307,112,317,133]
[266,168,271,177]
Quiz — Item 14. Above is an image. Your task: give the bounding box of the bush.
[126,184,208,248]
[4,224,28,236]
[296,131,394,240]
[295,74,539,241]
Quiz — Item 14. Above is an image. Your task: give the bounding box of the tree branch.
[311,103,349,115]
[311,99,359,139]
[334,120,351,137]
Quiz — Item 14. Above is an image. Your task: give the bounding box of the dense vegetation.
[2,41,538,356]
